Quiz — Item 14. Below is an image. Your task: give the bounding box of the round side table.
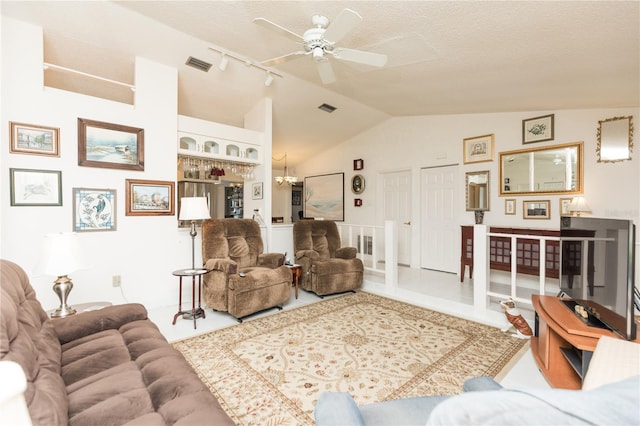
[172,268,210,329]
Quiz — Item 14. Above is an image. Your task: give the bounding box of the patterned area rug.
[173,292,529,425]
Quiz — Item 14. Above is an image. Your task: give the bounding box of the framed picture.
[523,114,554,144]
[523,200,550,219]
[9,168,62,206]
[304,172,344,221]
[353,159,364,170]
[252,182,263,200]
[354,198,363,207]
[463,134,494,164]
[125,179,174,216]
[560,198,572,216]
[9,122,60,156]
[351,174,365,194]
[505,199,516,215]
[292,189,301,206]
[78,118,144,170]
[73,188,117,232]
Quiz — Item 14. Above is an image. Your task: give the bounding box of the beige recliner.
[201,218,292,321]
[293,220,364,296]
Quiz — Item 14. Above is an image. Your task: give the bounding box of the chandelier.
[274,153,298,186]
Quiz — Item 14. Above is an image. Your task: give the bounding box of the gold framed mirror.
[466,170,489,211]
[499,141,583,196]
[596,116,633,163]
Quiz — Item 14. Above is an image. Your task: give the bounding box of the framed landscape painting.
[304,173,344,221]
[78,118,144,170]
[10,122,60,156]
[125,179,174,216]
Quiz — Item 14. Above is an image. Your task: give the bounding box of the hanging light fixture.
[274,153,298,186]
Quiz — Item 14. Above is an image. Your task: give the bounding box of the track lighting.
[218,54,229,71]
[264,72,274,87]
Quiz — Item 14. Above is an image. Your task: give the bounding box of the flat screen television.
[560,216,636,340]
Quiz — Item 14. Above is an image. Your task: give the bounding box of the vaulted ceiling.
[2,1,639,166]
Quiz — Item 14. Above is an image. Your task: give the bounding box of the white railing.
[472,225,559,315]
[337,220,398,289]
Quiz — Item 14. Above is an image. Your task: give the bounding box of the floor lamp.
[179,197,211,270]
[41,232,83,318]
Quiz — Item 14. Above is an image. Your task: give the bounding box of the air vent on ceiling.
[185,56,212,72]
[318,103,337,113]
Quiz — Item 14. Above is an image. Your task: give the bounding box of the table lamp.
[41,232,83,318]
[569,196,591,217]
[179,197,211,270]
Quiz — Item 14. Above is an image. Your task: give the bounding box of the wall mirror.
[499,141,583,196]
[596,116,633,163]
[466,170,489,211]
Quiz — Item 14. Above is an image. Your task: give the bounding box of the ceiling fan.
[253,9,388,84]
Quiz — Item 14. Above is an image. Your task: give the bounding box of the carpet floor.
[173,291,529,425]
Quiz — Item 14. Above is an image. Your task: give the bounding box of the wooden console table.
[460,226,561,281]
[531,295,639,389]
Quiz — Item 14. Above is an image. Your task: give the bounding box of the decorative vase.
[474,210,484,224]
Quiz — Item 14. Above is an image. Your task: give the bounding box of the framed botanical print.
[73,188,117,232]
[463,134,494,164]
[523,114,554,144]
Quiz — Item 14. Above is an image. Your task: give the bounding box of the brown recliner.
[201,218,292,321]
[293,220,364,296]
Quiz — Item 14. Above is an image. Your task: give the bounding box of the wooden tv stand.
[531,295,639,389]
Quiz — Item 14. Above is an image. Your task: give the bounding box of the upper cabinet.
[499,142,583,196]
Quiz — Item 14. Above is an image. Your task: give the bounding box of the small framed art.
[73,188,117,232]
[523,114,554,144]
[252,182,263,200]
[125,179,174,216]
[9,122,60,156]
[523,200,550,219]
[505,199,516,215]
[78,118,144,170]
[353,159,364,170]
[560,198,572,216]
[9,168,62,206]
[463,134,494,164]
[354,198,362,207]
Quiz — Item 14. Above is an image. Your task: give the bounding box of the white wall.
[296,108,639,270]
[0,17,272,311]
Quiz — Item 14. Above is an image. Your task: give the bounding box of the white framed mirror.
[597,116,633,163]
[499,141,583,196]
[466,170,489,211]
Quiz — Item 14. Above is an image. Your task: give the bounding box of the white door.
[381,170,411,265]
[420,165,459,272]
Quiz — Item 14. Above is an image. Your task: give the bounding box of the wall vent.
[318,103,337,113]
[185,56,212,72]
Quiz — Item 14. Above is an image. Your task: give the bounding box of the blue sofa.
[316,335,640,425]
[315,375,640,425]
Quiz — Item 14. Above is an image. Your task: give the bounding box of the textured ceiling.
[2,1,639,166]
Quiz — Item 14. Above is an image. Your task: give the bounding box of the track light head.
[265,72,274,87]
[219,54,229,71]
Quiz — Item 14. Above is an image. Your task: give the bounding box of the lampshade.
[41,232,83,277]
[179,197,210,221]
[568,196,591,216]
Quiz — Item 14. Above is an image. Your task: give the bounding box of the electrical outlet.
[112,275,121,287]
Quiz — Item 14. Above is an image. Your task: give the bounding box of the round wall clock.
[351,174,365,194]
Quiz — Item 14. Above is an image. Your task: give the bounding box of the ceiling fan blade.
[332,48,388,67]
[253,18,304,42]
[323,9,362,44]
[261,51,308,67]
[316,59,336,84]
